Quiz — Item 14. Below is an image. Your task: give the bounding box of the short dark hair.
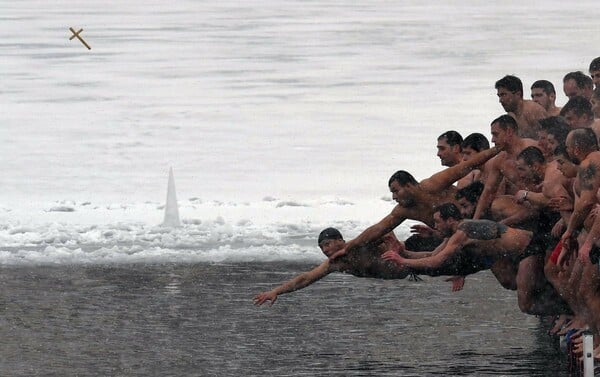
[560,96,594,118]
[491,114,519,132]
[568,128,599,152]
[456,181,484,204]
[554,143,568,157]
[539,116,570,145]
[461,133,490,152]
[438,130,463,147]
[590,57,600,73]
[531,80,556,95]
[388,170,418,187]
[495,75,523,94]
[563,71,593,90]
[517,146,545,166]
[434,203,463,221]
[318,227,343,245]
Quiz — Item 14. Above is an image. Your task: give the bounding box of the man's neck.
[504,137,523,155]
[513,98,525,116]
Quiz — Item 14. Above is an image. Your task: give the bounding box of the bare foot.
[548,314,572,335]
[557,316,586,336]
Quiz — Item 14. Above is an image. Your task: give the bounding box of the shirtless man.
[590,57,600,89]
[473,115,538,223]
[457,133,490,188]
[531,80,562,116]
[537,116,571,159]
[381,204,571,316]
[563,71,594,101]
[512,146,574,313]
[551,128,600,341]
[495,75,548,138]
[514,146,571,215]
[591,87,600,119]
[560,96,596,130]
[328,146,501,261]
[253,228,410,306]
[558,128,600,264]
[437,130,463,167]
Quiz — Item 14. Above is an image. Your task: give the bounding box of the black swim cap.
[318,227,343,245]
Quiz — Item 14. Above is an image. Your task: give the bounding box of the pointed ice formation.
[163,167,181,227]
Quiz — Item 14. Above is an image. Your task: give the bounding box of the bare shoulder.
[521,138,538,149]
[523,99,547,118]
[589,151,600,164]
[390,203,410,218]
[578,155,600,190]
[488,152,507,169]
[546,161,566,182]
[544,161,569,195]
[592,120,600,137]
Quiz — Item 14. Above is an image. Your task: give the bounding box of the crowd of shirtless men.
[255,57,600,358]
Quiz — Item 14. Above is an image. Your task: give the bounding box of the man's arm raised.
[329,208,407,260]
[473,157,504,219]
[382,230,468,272]
[420,146,501,193]
[253,261,333,306]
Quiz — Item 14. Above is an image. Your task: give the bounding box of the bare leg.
[490,257,518,290]
[517,255,571,315]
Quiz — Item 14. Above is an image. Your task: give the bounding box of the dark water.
[0,263,569,376]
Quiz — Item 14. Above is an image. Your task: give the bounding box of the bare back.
[511,100,548,139]
[334,244,410,279]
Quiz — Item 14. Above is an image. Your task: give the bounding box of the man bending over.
[253,228,410,306]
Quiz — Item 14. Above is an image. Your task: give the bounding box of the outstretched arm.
[329,208,407,260]
[382,231,467,272]
[420,146,501,193]
[253,261,332,306]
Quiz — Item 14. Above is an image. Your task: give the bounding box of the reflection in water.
[0,264,570,376]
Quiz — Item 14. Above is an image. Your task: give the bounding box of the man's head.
[590,57,600,89]
[461,133,490,162]
[516,146,546,184]
[538,116,571,156]
[496,75,524,113]
[565,128,599,165]
[455,181,484,219]
[318,227,344,257]
[591,87,600,119]
[490,114,519,149]
[388,170,418,207]
[563,71,593,100]
[560,96,594,129]
[554,144,578,178]
[531,80,557,111]
[433,203,463,237]
[437,131,463,167]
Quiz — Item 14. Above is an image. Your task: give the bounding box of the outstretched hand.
[410,224,435,237]
[381,249,404,267]
[380,232,404,254]
[328,247,348,261]
[253,291,278,306]
[445,276,466,292]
